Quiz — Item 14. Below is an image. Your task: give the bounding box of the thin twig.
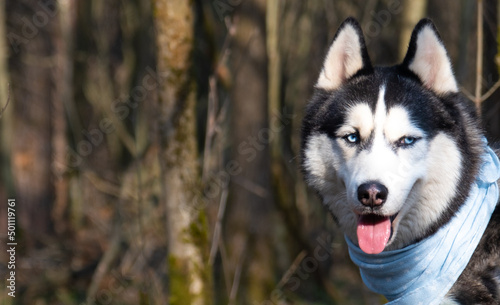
[84,171,137,199]
[461,79,500,104]
[228,239,247,305]
[209,188,229,265]
[202,20,234,182]
[276,250,308,289]
[0,83,10,118]
[86,230,122,303]
[202,76,218,182]
[218,237,232,298]
[475,0,484,115]
[460,2,500,109]
[460,86,476,102]
[479,79,500,102]
[232,176,268,198]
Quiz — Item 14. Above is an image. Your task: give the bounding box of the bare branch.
[276,250,308,290]
[228,239,247,305]
[475,0,484,115]
[480,79,500,102]
[0,83,10,118]
[86,230,122,303]
[460,86,476,102]
[209,187,228,265]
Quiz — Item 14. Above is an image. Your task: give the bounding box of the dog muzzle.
[345,142,500,304]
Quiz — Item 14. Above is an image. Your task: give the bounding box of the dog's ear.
[401,19,458,94]
[316,17,372,90]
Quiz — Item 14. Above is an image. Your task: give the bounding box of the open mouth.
[356,213,399,254]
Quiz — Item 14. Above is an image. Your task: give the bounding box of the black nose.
[357,182,388,207]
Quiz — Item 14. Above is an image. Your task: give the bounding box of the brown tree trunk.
[0,0,11,213]
[51,0,76,236]
[483,0,500,138]
[0,0,12,302]
[226,0,276,303]
[9,0,55,244]
[153,0,212,304]
[399,0,428,60]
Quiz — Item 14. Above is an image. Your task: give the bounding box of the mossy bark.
[153,0,212,304]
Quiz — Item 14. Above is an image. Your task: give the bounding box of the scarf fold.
[346,143,500,305]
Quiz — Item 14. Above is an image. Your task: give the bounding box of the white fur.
[342,88,428,245]
[408,26,458,94]
[440,297,461,305]
[303,133,356,237]
[316,24,364,90]
[336,103,373,140]
[392,133,462,249]
[303,133,343,192]
[385,106,425,142]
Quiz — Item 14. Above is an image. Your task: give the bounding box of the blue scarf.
[346,144,500,305]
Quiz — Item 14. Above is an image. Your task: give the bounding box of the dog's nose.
[357,182,388,207]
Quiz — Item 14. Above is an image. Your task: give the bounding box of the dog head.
[301,18,482,254]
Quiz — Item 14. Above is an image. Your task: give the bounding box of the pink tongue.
[357,215,391,254]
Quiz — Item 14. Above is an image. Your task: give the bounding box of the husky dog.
[301,18,500,304]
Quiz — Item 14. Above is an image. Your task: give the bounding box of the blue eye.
[398,136,418,147]
[344,133,359,144]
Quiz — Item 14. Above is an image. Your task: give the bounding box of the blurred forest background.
[0,0,499,304]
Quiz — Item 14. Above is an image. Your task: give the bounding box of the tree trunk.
[9,0,55,244]
[51,0,76,235]
[0,0,12,302]
[0,0,11,210]
[482,0,498,87]
[483,0,500,138]
[399,0,428,60]
[153,0,211,304]
[226,0,276,303]
[457,0,476,84]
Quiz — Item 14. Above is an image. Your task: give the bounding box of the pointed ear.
[402,19,458,94]
[316,17,372,90]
